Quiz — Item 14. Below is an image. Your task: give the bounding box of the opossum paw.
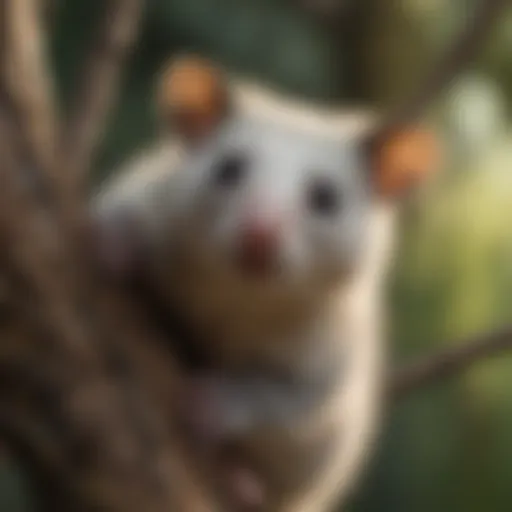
[180,374,229,447]
[225,465,266,511]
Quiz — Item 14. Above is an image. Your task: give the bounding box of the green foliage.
[148,0,340,99]
[50,0,346,181]
[353,135,512,512]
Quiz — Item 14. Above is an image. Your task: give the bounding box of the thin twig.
[40,0,59,31]
[0,0,59,183]
[391,326,512,401]
[375,0,509,135]
[61,0,144,187]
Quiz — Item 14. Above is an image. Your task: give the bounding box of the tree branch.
[0,97,218,512]
[0,1,221,510]
[374,0,509,136]
[61,0,144,187]
[390,326,512,401]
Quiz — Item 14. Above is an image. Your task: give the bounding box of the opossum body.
[92,57,439,511]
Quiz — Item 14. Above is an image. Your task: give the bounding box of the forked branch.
[61,0,144,187]
[0,1,218,511]
[0,72,214,512]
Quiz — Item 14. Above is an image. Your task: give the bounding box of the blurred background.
[3,0,512,510]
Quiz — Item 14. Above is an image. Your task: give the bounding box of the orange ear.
[157,55,230,142]
[370,127,441,198]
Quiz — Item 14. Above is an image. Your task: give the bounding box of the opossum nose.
[236,220,280,275]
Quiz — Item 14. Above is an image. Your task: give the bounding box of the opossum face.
[158,56,439,293]
[175,115,372,290]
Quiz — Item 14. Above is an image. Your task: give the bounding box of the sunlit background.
[2,0,512,510]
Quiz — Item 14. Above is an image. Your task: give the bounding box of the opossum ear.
[157,55,231,143]
[367,126,441,198]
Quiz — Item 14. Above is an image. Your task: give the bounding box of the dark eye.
[307,178,341,216]
[212,152,249,188]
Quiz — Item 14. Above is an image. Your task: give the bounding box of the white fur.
[93,80,398,512]
[285,200,396,512]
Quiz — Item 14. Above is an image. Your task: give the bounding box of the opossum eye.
[212,152,249,188]
[307,178,341,216]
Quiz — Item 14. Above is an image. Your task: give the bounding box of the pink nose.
[236,219,279,275]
